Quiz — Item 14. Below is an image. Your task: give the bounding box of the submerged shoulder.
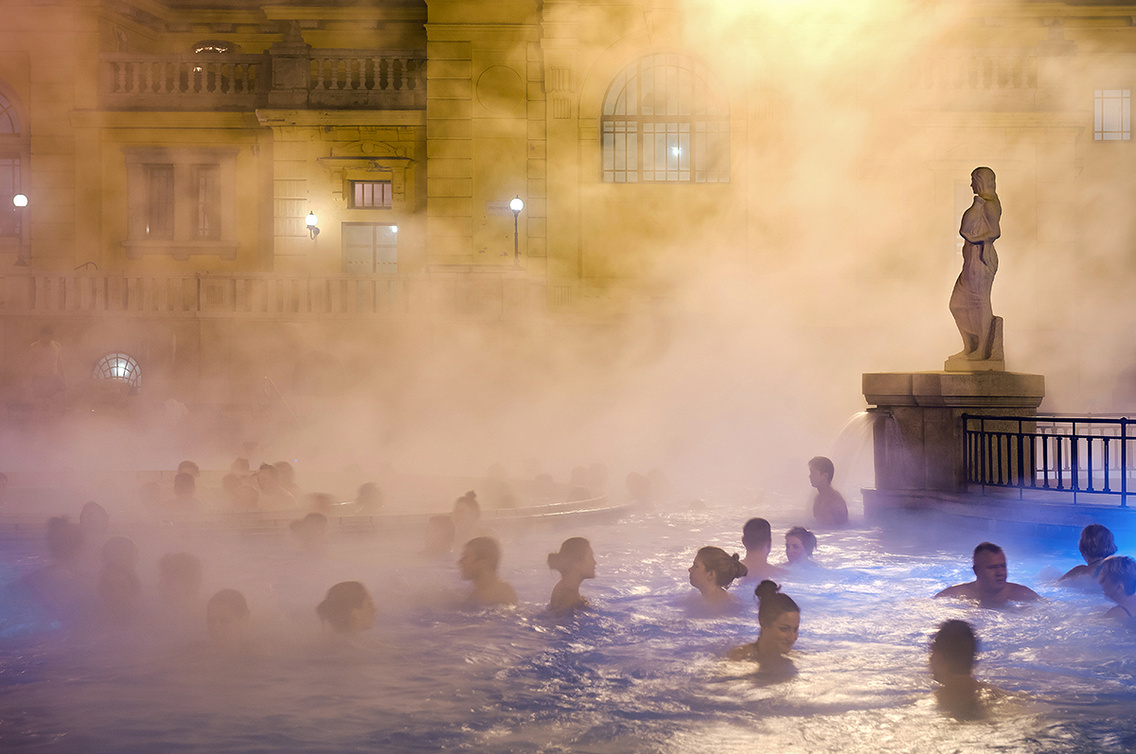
[1006,583,1041,601]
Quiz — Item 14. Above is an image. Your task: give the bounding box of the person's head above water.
[971,542,1007,589]
[459,536,500,579]
[79,502,109,538]
[547,537,595,579]
[452,491,480,528]
[742,518,772,554]
[690,546,748,589]
[807,456,835,488]
[316,581,375,634]
[930,619,977,681]
[754,580,800,654]
[206,588,250,648]
[785,526,817,564]
[1097,555,1136,598]
[1079,524,1117,565]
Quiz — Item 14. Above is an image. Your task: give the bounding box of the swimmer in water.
[1096,555,1136,619]
[728,579,800,676]
[687,546,748,615]
[929,619,1005,720]
[459,537,517,607]
[316,581,376,635]
[740,518,786,581]
[784,526,818,567]
[1059,524,1117,585]
[547,537,596,616]
[808,456,849,527]
[934,542,1040,607]
[206,588,252,653]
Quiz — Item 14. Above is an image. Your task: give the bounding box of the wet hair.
[173,472,196,496]
[973,542,1003,559]
[316,581,371,633]
[273,461,295,484]
[808,456,835,480]
[931,620,977,676]
[547,537,591,574]
[786,526,817,555]
[463,536,501,572]
[754,580,800,628]
[696,546,748,587]
[1098,556,1136,596]
[79,501,109,533]
[158,552,203,599]
[742,518,772,551]
[257,463,279,480]
[1079,524,1117,562]
[207,588,249,620]
[230,457,250,474]
[177,460,200,477]
[453,490,480,517]
[356,482,383,509]
[45,516,83,562]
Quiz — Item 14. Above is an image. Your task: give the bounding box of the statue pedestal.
[861,371,1044,516]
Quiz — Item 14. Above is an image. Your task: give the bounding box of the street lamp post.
[509,195,524,268]
[305,210,320,240]
[12,193,28,266]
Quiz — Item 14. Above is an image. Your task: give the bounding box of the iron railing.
[963,414,1133,507]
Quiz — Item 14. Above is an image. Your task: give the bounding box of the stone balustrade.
[913,52,1038,91]
[0,271,546,321]
[100,54,266,110]
[308,51,426,109]
[99,50,426,111]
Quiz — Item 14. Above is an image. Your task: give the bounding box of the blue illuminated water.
[2,494,1135,753]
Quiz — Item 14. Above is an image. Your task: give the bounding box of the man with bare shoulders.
[934,542,1040,607]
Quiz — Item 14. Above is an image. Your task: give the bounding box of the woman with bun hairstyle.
[316,581,376,635]
[729,580,800,672]
[688,546,748,615]
[547,537,596,616]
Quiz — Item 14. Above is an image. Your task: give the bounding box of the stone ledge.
[863,370,1044,409]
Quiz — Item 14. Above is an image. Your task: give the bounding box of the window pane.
[0,93,17,134]
[601,54,729,183]
[192,164,220,239]
[1095,89,1131,141]
[146,165,174,239]
[350,180,393,209]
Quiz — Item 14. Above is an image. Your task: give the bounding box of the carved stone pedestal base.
[861,370,1044,517]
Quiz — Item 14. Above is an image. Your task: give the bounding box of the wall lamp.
[305,210,320,240]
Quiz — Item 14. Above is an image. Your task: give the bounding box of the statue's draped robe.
[950,178,1001,353]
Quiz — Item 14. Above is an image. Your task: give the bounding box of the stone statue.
[946,166,1004,371]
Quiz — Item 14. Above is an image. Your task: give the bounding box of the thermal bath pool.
[2,495,1135,753]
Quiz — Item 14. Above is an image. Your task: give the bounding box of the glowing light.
[305,211,318,228]
[509,196,524,213]
[391,225,398,234]
[671,146,682,157]
[12,193,27,208]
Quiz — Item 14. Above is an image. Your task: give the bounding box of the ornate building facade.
[1,0,1134,417]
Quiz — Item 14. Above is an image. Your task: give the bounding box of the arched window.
[92,353,143,389]
[0,92,19,135]
[601,53,729,183]
[0,87,27,240]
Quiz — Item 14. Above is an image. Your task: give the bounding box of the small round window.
[92,353,142,389]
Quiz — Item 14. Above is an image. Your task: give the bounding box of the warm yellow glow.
[12,193,27,208]
[509,196,524,213]
[305,211,318,228]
